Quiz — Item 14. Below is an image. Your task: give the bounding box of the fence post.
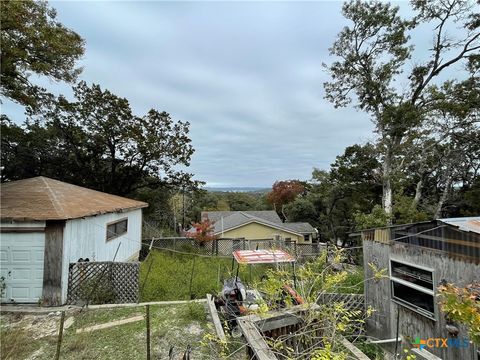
[146,305,151,360]
[54,311,66,360]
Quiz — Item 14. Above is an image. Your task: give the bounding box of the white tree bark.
[411,177,423,210]
[434,172,453,219]
[382,145,393,222]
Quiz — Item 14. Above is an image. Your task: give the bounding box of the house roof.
[202,210,282,224]
[280,222,316,234]
[439,216,480,235]
[202,210,315,237]
[0,177,148,221]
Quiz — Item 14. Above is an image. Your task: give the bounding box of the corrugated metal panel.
[390,220,480,264]
[374,229,390,244]
[438,216,480,234]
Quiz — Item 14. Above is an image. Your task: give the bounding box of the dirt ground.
[0,303,228,360]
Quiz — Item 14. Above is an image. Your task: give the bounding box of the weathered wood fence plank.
[206,294,225,341]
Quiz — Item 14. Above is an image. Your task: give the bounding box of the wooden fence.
[237,304,370,360]
[67,261,139,304]
[206,292,367,360]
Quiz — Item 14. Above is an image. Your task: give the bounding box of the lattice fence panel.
[67,261,139,304]
[318,293,365,313]
[111,262,139,303]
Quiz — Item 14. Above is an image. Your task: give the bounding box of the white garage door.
[0,233,45,303]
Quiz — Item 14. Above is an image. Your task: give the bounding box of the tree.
[186,219,218,244]
[285,198,318,224]
[309,144,383,241]
[1,82,196,197]
[324,0,479,219]
[1,0,85,109]
[225,192,259,211]
[267,180,306,219]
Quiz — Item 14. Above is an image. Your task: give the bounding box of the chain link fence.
[141,237,331,262]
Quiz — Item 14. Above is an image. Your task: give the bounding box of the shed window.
[106,219,128,241]
[390,259,435,319]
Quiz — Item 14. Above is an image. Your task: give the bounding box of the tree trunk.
[434,173,453,219]
[411,177,423,210]
[281,204,287,223]
[382,145,393,223]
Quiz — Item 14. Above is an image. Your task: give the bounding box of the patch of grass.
[71,306,142,329]
[140,250,271,301]
[178,302,207,325]
[1,303,215,360]
[0,326,47,360]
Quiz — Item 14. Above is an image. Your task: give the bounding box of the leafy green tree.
[324,0,479,219]
[310,144,383,241]
[225,192,259,211]
[354,205,391,231]
[0,0,85,109]
[285,198,318,224]
[1,82,196,197]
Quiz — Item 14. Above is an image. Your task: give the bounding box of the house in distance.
[201,210,317,243]
[0,177,148,306]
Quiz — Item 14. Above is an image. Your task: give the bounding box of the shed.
[0,177,148,305]
[361,217,480,360]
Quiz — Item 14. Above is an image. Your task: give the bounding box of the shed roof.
[439,216,480,234]
[0,177,148,221]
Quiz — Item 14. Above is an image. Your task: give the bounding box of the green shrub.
[77,275,116,304]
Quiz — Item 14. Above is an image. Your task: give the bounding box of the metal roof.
[438,216,480,234]
[0,177,148,221]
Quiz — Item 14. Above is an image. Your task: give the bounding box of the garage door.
[0,233,45,303]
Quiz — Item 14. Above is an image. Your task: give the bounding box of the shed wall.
[61,209,142,303]
[364,239,480,359]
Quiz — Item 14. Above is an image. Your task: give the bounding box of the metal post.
[394,306,400,359]
[189,256,196,299]
[292,262,297,289]
[146,305,151,360]
[235,263,240,283]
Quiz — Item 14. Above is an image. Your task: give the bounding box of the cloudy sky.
[3,1,444,187]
